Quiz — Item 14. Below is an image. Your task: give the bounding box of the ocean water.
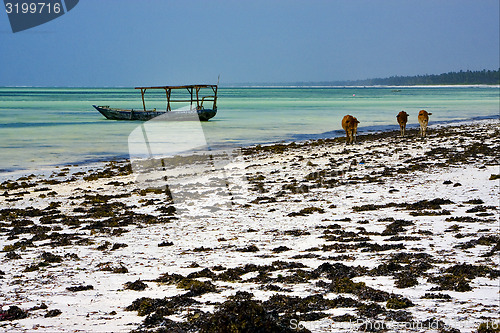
[0,86,498,173]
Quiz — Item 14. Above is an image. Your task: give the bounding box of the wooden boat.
[93,105,217,121]
[94,84,218,121]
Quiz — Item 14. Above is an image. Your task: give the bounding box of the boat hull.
[93,105,217,121]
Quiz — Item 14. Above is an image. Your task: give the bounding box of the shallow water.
[0,86,498,172]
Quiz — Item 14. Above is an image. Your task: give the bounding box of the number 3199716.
[5,2,62,14]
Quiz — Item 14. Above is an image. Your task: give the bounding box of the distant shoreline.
[221,84,500,89]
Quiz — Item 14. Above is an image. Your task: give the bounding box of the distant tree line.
[228,69,500,87]
[322,69,500,86]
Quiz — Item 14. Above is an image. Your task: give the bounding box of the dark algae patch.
[427,263,500,292]
[422,293,452,300]
[0,306,28,321]
[124,279,148,291]
[44,309,62,318]
[176,279,217,296]
[386,296,414,309]
[66,285,94,292]
[444,263,500,279]
[200,292,306,333]
[381,219,414,235]
[428,274,472,292]
[477,321,500,333]
[394,273,419,288]
[129,292,309,333]
[127,295,200,317]
[237,244,260,252]
[129,259,422,331]
[352,198,454,213]
[287,206,325,216]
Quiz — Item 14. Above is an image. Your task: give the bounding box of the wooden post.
[189,87,193,109]
[166,88,171,111]
[164,88,168,111]
[141,89,146,112]
[196,86,200,109]
[213,85,218,110]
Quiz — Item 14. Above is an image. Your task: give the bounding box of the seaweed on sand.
[444,263,500,279]
[124,280,148,291]
[40,251,63,263]
[0,306,28,321]
[129,292,310,333]
[66,285,94,292]
[386,296,414,309]
[314,262,366,279]
[353,198,454,213]
[126,294,200,317]
[97,262,128,273]
[237,244,260,252]
[264,293,358,316]
[326,277,392,303]
[394,273,419,288]
[477,321,500,333]
[428,274,472,292]
[381,219,414,235]
[356,302,387,318]
[155,271,218,296]
[200,293,307,333]
[371,252,434,287]
[421,293,452,300]
[44,309,62,317]
[176,279,217,297]
[272,246,291,253]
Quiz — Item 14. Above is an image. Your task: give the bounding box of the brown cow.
[418,110,432,137]
[396,111,409,137]
[342,115,360,144]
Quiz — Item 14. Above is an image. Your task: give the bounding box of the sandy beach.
[0,120,499,332]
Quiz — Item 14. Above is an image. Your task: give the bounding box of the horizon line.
[1,84,499,89]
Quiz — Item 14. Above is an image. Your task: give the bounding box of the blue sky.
[1,0,499,86]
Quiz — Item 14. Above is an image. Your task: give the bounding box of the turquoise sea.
[0,86,499,174]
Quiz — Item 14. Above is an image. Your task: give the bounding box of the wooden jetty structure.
[93,84,218,121]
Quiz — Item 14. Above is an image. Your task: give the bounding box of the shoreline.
[0,120,499,332]
[223,84,500,88]
[1,115,498,180]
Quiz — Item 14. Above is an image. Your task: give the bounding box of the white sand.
[0,120,498,332]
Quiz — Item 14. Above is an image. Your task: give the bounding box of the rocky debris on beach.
[0,121,498,332]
